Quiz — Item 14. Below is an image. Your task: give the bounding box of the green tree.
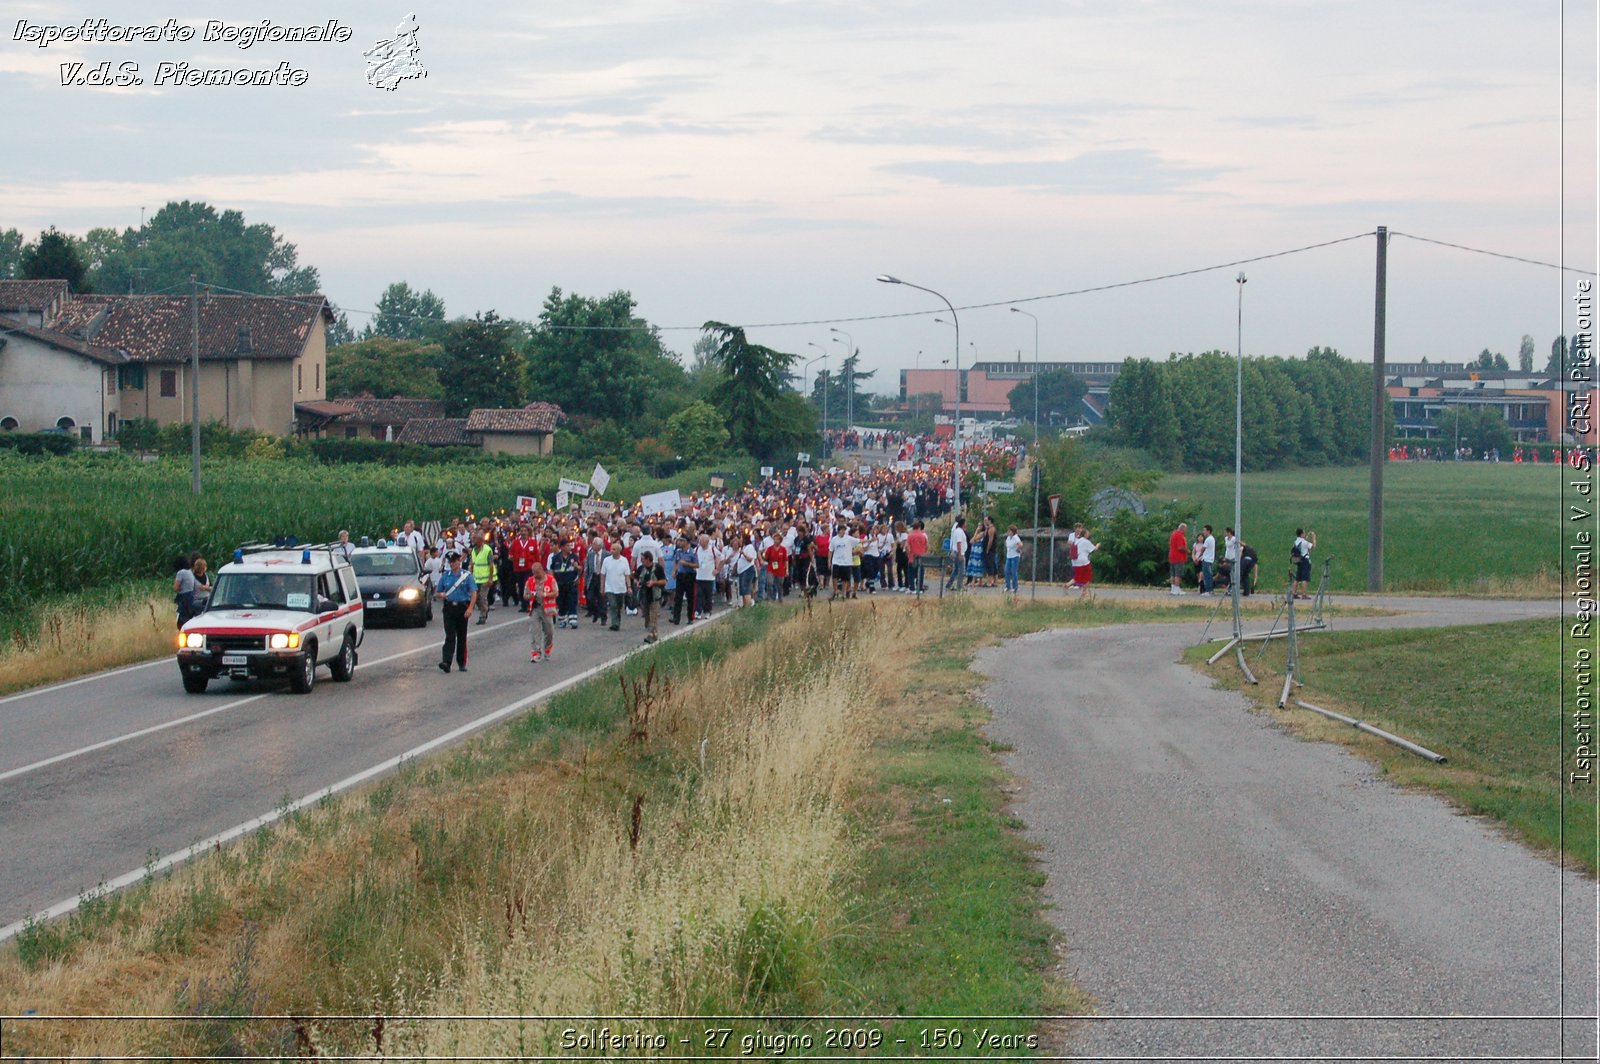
[0,228,23,279]
[20,227,90,291]
[525,288,682,424]
[326,337,444,399]
[1437,407,1514,456]
[1105,358,1180,467]
[1519,334,1536,373]
[664,400,731,462]
[84,201,319,295]
[1547,335,1568,376]
[702,321,801,459]
[1008,368,1088,424]
[363,281,446,341]
[1473,348,1509,371]
[326,309,357,348]
[437,312,524,416]
[809,355,875,422]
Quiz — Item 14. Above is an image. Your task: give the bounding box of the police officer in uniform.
[435,550,477,673]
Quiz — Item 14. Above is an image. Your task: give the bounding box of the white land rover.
[177,544,365,694]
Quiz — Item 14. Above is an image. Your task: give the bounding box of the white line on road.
[0,609,732,942]
[0,617,528,784]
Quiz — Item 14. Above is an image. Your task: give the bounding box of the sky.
[2,0,1595,393]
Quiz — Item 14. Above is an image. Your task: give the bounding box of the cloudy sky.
[3,1,1594,390]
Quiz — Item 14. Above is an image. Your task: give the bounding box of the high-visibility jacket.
[471,544,496,583]
[525,572,558,615]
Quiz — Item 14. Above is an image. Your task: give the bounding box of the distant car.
[177,545,364,694]
[349,544,432,627]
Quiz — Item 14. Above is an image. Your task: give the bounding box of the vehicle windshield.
[208,572,318,611]
[351,552,418,578]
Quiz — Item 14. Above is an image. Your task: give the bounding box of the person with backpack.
[1292,528,1317,599]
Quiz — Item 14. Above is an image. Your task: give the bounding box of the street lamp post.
[1233,272,1246,640]
[878,275,960,514]
[830,327,854,438]
[807,341,830,449]
[1011,306,1040,597]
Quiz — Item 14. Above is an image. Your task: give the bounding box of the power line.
[1390,230,1597,276]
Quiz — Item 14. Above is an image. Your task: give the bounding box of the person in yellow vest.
[470,532,497,625]
[525,560,558,661]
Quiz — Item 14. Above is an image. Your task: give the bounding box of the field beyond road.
[1150,461,1563,595]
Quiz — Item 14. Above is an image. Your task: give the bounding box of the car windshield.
[208,572,318,611]
[352,553,418,578]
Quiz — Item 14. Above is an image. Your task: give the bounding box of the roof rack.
[231,542,349,565]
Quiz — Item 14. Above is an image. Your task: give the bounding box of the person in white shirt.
[1197,525,1217,595]
[736,533,759,606]
[1070,523,1097,598]
[1292,528,1317,600]
[829,528,858,600]
[946,517,969,591]
[401,520,425,562]
[600,543,632,630]
[695,533,717,618]
[1003,526,1024,594]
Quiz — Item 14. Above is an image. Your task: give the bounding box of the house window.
[298,364,303,392]
[315,363,321,391]
[57,415,76,432]
[0,417,17,431]
[345,426,358,439]
[106,371,117,395]
[160,369,178,398]
[107,413,118,438]
[119,365,145,390]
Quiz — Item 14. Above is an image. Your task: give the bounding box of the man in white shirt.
[1003,526,1023,593]
[1198,525,1217,595]
[829,527,858,600]
[401,520,425,562]
[695,533,717,619]
[946,517,969,591]
[600,543,632,630]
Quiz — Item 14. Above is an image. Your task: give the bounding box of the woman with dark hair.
[173,555,197,628]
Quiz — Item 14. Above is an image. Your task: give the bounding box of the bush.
[1092,503,1196,586]
[0,432,78,456]
[116,418,161,453]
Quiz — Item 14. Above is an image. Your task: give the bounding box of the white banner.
[555,490,570,509]
[797,451,811,463]
[515,495,536,513]
[558,476,591,497]
[760,466,774,477]
[639,488,682,516]
[859,463,873,473]
[590,463,611,496]
[984,480,1016,494]
[581,498,617,516]
[895,460,913,471]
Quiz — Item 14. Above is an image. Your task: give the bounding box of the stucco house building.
[0,280,332,443]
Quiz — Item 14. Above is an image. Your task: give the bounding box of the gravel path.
[975,594,1595,1062]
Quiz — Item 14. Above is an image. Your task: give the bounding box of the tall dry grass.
[0,588,173,695]
[0,603,891,1061]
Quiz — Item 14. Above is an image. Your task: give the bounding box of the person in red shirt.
[905,520,929,593]
[509,527,536,612]
[813,528,831,594]
[763,538,789,602]
[1168,522,1189,596]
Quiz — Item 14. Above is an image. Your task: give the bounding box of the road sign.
[984,480,1016,494]
[1048,493,1062,522]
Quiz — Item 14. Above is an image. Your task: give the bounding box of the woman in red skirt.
[1070,522,1097,599]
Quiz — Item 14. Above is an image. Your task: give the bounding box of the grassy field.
[1194,618,1593,873]
[1151,462,1564,595]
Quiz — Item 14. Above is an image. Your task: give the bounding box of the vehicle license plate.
[222,654,247,666]
[368,600,387,608]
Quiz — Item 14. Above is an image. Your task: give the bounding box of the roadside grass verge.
[0,579,172,696]
[1190,619,1594,874]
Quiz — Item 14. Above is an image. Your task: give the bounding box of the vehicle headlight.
[269,632,302,650]
[180,632,205,650]
[398,587,420,602]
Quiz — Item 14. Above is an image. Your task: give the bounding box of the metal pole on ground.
[1368,225,1388,592]
[1279,572,1299,707]
[190,274,201,496]
[1030,461,1040,601]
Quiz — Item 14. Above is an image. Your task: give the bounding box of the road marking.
[0,617,528,783]
[0,608,730,943]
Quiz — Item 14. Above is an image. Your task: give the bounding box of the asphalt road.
[977,594,1595,1062]
[0,601,719,933]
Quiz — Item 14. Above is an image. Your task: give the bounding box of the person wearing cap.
[435,551,477,673]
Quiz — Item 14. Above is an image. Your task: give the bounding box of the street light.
[1011,306,1041,599]
[1233,272,1246,639]
[807,341,830,445]
[830,327,854,435]
[878,274,961,514]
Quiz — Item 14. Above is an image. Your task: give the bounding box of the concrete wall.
[480,431,553,457]
[0,334,117,442]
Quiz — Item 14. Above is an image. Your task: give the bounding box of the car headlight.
[398,587,420,602]
[269,632,302,650]
[180,632,205,650]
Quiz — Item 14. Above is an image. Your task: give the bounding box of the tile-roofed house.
[329,396,447,441]
[463,402,564,455]
[394,418,476,447]
[0,279,71,327]
[0,284,335,440]
[0,317,127,441]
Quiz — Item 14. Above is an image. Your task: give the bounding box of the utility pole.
[191,275,202,495]
[1368,227,1387,591]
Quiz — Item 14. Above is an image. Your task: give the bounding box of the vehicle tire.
[411,606,428,628]
[330,632,357,682]
[182,672,209,694]
[289,642,317,694]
